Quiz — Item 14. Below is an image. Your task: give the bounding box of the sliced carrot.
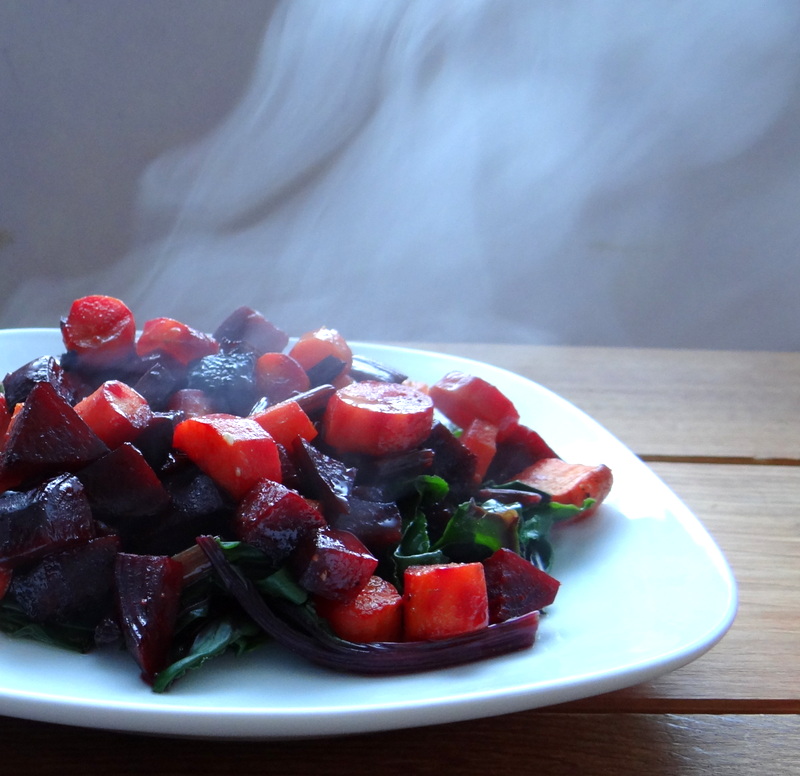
[73,380,152,449]
[250,400,318,448]
[288,327,352,381]
[322,380,434,456]
[429,371,519,432]
[172,414,282,500]
[314,576,403,643]
[459,418,499,483]
[511,458,613,519]
[136,317,219,365]
[60,295,136,366]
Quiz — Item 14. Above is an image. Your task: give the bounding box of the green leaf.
[432,499,520,562]
[0,602,95,652]
[255,566,308,605]
[152,615,265,693]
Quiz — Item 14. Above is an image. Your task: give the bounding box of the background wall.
[2,1,799,350]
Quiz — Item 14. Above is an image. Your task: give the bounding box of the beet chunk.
[213,306,289,356]
[115,553,184,685]
[2,355,74,409]
[131,466,233,555]
[10,535,120,627]
[0,473,96,568]
[186,350,258,415]
[290,437,356,517]
[424,421,477,500]
[1,381,108,485]
[77,443,170,529]
[234,479,326,568]
[292,526,378,602]
[329,495,403,558]
[482,548,560,623]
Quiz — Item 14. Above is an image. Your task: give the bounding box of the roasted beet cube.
[2,355,74,409]
[486,422,560,485]
[76,443,170,527]
[293,526,378,602]
[482,548,560,623]
[186,350,258,416]
[213,306,289,356]
[234,479,326,567]
[254,352,311,404]
[1,382,108,485]
[424,421,477,500]
[290,437,355,517]
[115,553,184,685]
[132,355,187,411]
[0,473,96,568]
[10,535,120,627]
[329,495,402,557]
[131,466,233,555]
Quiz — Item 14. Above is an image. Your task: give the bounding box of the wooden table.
[3,345,798,774]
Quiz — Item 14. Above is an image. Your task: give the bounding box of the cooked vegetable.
[0,294,614,692]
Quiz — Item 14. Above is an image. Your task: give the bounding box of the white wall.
[2,1,799,350]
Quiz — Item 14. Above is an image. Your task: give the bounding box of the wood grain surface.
[2,345,798,774]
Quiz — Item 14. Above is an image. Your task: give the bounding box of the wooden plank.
[402,344,800,460]
[1,713,798,775]
[557,461,800,709]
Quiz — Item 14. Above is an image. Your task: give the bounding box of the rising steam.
[9,1,800,348]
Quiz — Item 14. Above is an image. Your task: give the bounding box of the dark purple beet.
[132,356,187,411]
[2,355,74,408]
[10,535,120,627]
[213,306,289,356]
[76,442,170,527]
[349,448,435,500]
[482,548,561,623]
[485,423,559,485]
[130,466,233,555]
[234,479,326,568]
[292,526,378,602]
[115,552,184,685]
[348,356,408,384]
[131,412,178,471]
[424,421,477,500]
[291,437,355,516]
[186,350,258,415]
[329,495,403,557]
[305,355,347,387]
[1,381,108,485]
[0,473,96,568]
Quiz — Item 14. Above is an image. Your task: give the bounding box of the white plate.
[0,329,737,739]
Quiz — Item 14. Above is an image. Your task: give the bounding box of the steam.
[10,1,800,347]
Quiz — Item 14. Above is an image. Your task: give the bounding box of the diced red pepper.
[314,576,403,643]
[172,414,282,500]
[482,548,560,623]
[250,399,318,448]
[60,295,137,367]
[322,380,434,456]
[511,458,613,520]
[136,317,219,365]
[403,563,489,641]
[73,380,153,449]
[459,418,499,483]
[254,352,311,403]
[429,371,520,432]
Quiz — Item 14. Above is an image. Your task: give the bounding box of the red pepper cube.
[511,458,614,520]
[429,371,520,433]
[482,548,560,623]
[173,414,282,500]
[73,380,153,450]
[294,526,378,602]
[403,562,489,642]
[314,575,403,643]
[136,317,219,366]
[250,400,318,448]
[234,479,326,566]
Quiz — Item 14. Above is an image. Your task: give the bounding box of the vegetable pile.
[0,295,613,691]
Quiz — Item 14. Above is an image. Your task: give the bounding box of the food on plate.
[0,295,613,691]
